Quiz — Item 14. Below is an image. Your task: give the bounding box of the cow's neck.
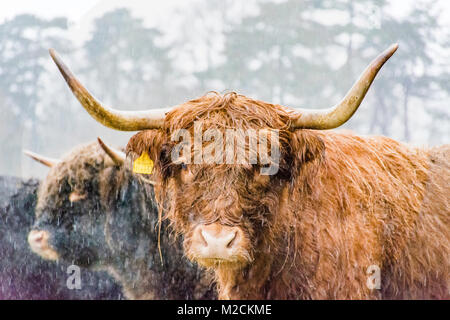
[215,251,273,299]
[216,187,309,300]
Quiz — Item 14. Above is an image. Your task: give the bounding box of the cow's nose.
[201,226,237,249]
[191,223,244,260]
[28,230,46,246]
[28,229,59,261]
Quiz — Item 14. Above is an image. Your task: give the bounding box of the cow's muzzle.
[28,229,59,261]
[189,223,251,267]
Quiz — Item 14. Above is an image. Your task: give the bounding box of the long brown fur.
[127,92,449,300]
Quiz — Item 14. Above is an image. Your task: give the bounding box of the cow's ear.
[289,130,325,173]
[126,130,164,164]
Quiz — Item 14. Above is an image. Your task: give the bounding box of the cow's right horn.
[49,49,168,131]
[24,150,60,168]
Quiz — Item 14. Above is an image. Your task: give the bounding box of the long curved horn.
[24,150,60,168]
[97,137,126,166]
[291,43,398,129]
[49,49,168,131]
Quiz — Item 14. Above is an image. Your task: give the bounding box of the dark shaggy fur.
[127,92,449,300]
[0,175,122,299]
[33,142,215,300]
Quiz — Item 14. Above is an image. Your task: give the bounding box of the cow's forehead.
[126,93,295,159]
[164,93,292,132]
[36,143,114,207]
[58,142,106,165]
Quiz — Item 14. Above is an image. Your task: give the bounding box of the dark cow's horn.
[49,49,168,131]
[24,150,60,167]
[97,137,126,166]
[291,43,398,129]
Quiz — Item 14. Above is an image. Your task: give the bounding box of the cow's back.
[381,144,449,299]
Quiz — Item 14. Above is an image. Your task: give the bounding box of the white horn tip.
[387,43,399,55]
[23,149,59,167]
[23,149,40,158]
[49,48,57,59]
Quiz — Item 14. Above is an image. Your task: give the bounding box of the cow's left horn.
[24,150,60,167]
[291,43,398,129]
[97,137,126,166]
[49,49,168,131]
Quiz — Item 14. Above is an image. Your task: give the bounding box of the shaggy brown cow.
[49,44,449,300]
[26,140,215,300]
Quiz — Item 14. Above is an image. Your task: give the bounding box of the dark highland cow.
[50,44,449,299]
[0,175,122,299]
[26,140,215,299]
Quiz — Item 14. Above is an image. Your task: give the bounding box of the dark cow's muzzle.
[28,229,59,261]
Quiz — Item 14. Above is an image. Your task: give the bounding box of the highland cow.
[50,44,449,300]
[26,140,215,300]
[0,175,122,299]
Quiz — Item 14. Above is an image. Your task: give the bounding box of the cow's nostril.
[29,230,45,244]
[199,229,209,247]
[226,231,237,248]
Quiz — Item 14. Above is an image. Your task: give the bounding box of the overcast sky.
[0,1,182,36]
[0,0,193,45]
[1,0,449,34]
[0,0,98,21]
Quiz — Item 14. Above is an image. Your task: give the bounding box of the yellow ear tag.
[133,152,154,174]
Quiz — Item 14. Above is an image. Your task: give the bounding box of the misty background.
[0,0,449,179]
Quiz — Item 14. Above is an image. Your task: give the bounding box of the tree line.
[0,0,448,177]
